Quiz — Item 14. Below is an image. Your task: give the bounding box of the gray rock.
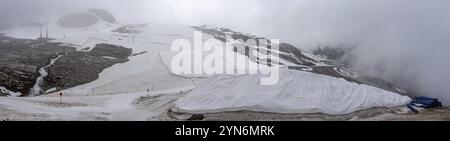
[57,12,99,28]
[0,36,74,95]
[44,43,132,92]
[0,35,132,96]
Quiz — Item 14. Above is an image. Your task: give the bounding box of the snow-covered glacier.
[0,9,415,120]
[173,68,411,115]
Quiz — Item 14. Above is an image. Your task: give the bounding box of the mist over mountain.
[1,0,449,105]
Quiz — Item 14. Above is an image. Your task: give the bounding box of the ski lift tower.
[45,21,49,43]
[39,24,43,41]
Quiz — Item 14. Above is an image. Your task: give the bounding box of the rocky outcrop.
[0,36,74,95]
[57,9,117,28]
[312,46,357,68]
[0,35,132,96]
[192,26,318,66]
[44,43,132,92]
[57,13,100,28]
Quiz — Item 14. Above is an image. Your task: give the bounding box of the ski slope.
[0,86,193,121]
[57,23,201,96]
[0,10,413,118]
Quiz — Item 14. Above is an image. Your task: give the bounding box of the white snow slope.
[0,87,193,121]
[58,23,200,96]
[173,68,411,115]
[0,10,411,119]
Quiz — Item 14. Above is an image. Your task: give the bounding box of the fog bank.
[1,0,449,105]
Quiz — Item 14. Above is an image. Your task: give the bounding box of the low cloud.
[1,0,449,104]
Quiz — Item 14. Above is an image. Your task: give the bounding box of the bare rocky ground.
[44,43,131,91]
[361,108,450,121]
[0,36,74,95]
[0,35,131,96]
[191,108,450,121]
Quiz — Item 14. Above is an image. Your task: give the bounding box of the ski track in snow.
[0,86,194,121]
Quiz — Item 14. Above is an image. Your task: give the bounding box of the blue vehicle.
[407,96,442,113]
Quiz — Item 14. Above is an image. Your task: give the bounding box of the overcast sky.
[1,0,450,104]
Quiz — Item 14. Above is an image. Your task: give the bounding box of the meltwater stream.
[29,55,63,96]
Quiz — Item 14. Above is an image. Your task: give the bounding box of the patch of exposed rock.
[44,43,132,91]
[0,35,132,96]
[57,9,117,28]
[57,13,100,28]
[0,36,74,95]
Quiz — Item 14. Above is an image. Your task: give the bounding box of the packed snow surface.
[1,11,413,117]
[0,87,194,121]
[51,23,199,96]
[173,68,411,115]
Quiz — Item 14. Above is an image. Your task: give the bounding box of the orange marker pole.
[59,92,63,103]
